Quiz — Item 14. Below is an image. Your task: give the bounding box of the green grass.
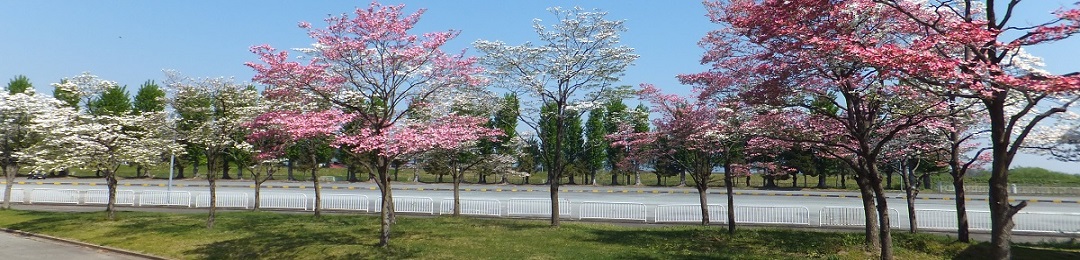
[0,209,1077,259]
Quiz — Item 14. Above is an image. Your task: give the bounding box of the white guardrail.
[654,204,726,223]
[139,190,192,207]
[322,194,369,211]
[9,188,25,203]
[29,188,80,204]
[819,207,901,228]
[439,198,502,216]
[508,198,572,217]
[5,188,1080,234]
[83,189,136,205]
[735,206,811,225]
[373,196,434,214]
[260,193,309,211]
[579,201,647,222]
[195,192,249,209]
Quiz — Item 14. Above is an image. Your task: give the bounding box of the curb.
[1,228,170,260]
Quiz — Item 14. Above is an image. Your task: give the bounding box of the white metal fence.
[259,193,308,210]
[322,194,369,211]
[579,201,647,222]
[195,192,249,209]
[139,190,191,207]
[373,196,434,214]
[735,206,810,225]
[83,189,136,205]
[915,209,992,231]
[508,198,572,217]
[819,207,900,228]
[654,204,726,223]
[439,198,502,216]
[1014,211,1080,234]
[7,188,24,203]
[29,188,80,204]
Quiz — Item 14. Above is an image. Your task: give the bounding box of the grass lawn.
[0,210,1077,259]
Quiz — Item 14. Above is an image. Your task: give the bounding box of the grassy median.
[0,210,1077,259]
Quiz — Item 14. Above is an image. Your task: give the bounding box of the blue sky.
[2,0,1078,173]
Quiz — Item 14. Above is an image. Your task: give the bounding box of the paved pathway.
[0,231,150,260]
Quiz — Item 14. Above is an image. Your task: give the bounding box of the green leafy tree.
[133,80,166,114]
[603,99,628,185]
[629,104,649,185]
[584,108,606,185]
[88,84,131,116]
[564,111,585,185]
[7,75,31,94]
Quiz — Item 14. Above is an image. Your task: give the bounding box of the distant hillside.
[966,167,1080,185]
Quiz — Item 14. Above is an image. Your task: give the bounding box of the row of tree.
[3,2,1078,260]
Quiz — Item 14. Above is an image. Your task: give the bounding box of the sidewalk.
[0,230,153,260]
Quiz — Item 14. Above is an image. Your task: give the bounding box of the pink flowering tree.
[247,2,488,246]
[687,1,953,258]
[247,107,351,217]
[614,84,750,231]
[843,1,1080,258]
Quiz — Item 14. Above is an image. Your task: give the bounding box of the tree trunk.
[678,170,687,187]
[590,170,597,185]
[453,169,462,216]
[192,159,199,178]
[287,160,295,181]
[206,153,218,229]
[2,165,16,209]
[254,179,262,211]
[221,155,232,180]
[312,155,322,218]
[176,165,186,179]
[105,169,118,220]
[697,183,710,226]
[633,170,642,186]
[953,177,970,242]
[817,172,827,189]
[724,154,736,234]
[377,160,395,247]
[235,160,244,180]
[412,167,420,183]
[611,171,619,185]
[855,172,881,252]
[840,170,848,189]
[902,164,918,233]
[868,166,894,260]
[549,108,566,227]
[885,169,893,190]
[791,174,798,188]
[987,96,1025,260]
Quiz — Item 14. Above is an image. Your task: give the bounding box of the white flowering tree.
[474,6,637,226]
[168,73,260,228]
[30,73,178,220]
[1,88,67,209]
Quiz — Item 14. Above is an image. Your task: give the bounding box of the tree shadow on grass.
[584,228,868,260]
[952,242,1080,260]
